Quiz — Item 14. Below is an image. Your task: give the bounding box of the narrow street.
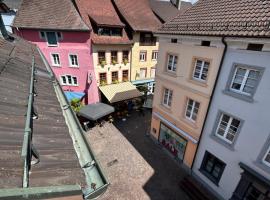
[86,109,191,200]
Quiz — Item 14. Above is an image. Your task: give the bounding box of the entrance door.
[159,123,187,161]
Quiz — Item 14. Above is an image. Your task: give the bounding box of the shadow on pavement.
[113,109,190,200]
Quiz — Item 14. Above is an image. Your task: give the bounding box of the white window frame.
[230,66,259,96]
[166,54,177,73]
[140,68,147,79]
[185,98,200,122]
[215,114,240,144]
[151,67,156,78]
[39,31,62,47]
[51,53,60,66]
[192,59,209,82]
[152,51,158,61]
[139,51,147,62]
[162,88,173,108]
[60,75,79,86]
[69,54,79,67]
[263,147,270,167]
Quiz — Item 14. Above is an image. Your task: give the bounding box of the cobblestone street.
[86,109,191,200]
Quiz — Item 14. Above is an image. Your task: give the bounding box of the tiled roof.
[0,35,85,188]
[113,0,162,32]
[76,0,124,27]
[149,0,192,22]
[3,0,22,10]
[13,0,89,31]
[75,0,132,45]
[158,0,270,37]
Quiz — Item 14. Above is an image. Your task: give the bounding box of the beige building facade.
[93,45,131,86]
[150,35,225,168]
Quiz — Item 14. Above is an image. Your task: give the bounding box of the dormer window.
[39,31,62,47]
[97,27,122,37]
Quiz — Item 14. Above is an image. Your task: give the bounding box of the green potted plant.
[112,80,119,84]
[112,59,117,65]
[100,80,107,86]
[70,98,83,113]
[100,60,106,68]
[123,58,128,65]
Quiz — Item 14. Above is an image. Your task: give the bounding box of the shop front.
[159,123,187,162]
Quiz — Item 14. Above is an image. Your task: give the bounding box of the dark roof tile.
[113,0,162,32]
[158,0,270,37]
[13,0,89,31]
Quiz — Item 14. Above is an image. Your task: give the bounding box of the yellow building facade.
[150,35,225,168]
[130,32,159,93]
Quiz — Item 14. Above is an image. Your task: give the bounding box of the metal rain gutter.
[37,48,109,199]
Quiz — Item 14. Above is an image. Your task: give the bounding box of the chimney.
[176,0,181,10]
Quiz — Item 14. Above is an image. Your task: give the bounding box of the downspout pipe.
[191,36,228,171]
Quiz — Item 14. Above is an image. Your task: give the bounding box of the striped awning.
[99,82,142,103]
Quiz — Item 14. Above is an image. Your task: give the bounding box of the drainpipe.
[190,37,228,171]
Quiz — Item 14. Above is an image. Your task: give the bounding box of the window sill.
[253,160,270,174]
[52,65,61,67]
[69,66,79,68]
[210,135,235,151]
[187,78,208,87]
[181,117,198,129]
[199,169,220,187]
[47,44,58,47]
[164,71,177,78]
[160,104,172,113]
[222,90,254,103]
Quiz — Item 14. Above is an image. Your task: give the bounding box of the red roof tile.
[113,0,162,32]
[75,0,132,45]
[157,0,270,37]
[13,0,89,31]
[76,0,124,27]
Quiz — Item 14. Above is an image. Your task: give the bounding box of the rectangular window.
[139,51,147,62]
[98,51,106,65]
[46,32,58,46]
[247,43,264,51]
[201,41,211,47]
[152,51,158,60]
[263,147,270,167]
[140,32,156,46]
[167,54,177,72]
[185,98,200,122]
[51,53,60,66]
[69,54,79,67]
[122,70,128,82]
[112,71,118,83]
[163,88,173,107]
[215,114,240,144]
[60,75,78,86]
[111,51,118,64]
[151,67,156,78]
[61,76,67,85]
[193,59,209,81]
[230,66,260,96]
[171,39,177,43]
[123,51,129,62]
[99,73,107,84]
[200,151,226,185]
[140,68,147,79]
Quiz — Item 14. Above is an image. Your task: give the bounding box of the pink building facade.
[15,29,99,104]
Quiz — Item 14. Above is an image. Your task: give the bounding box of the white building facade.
[192,38,270,200]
